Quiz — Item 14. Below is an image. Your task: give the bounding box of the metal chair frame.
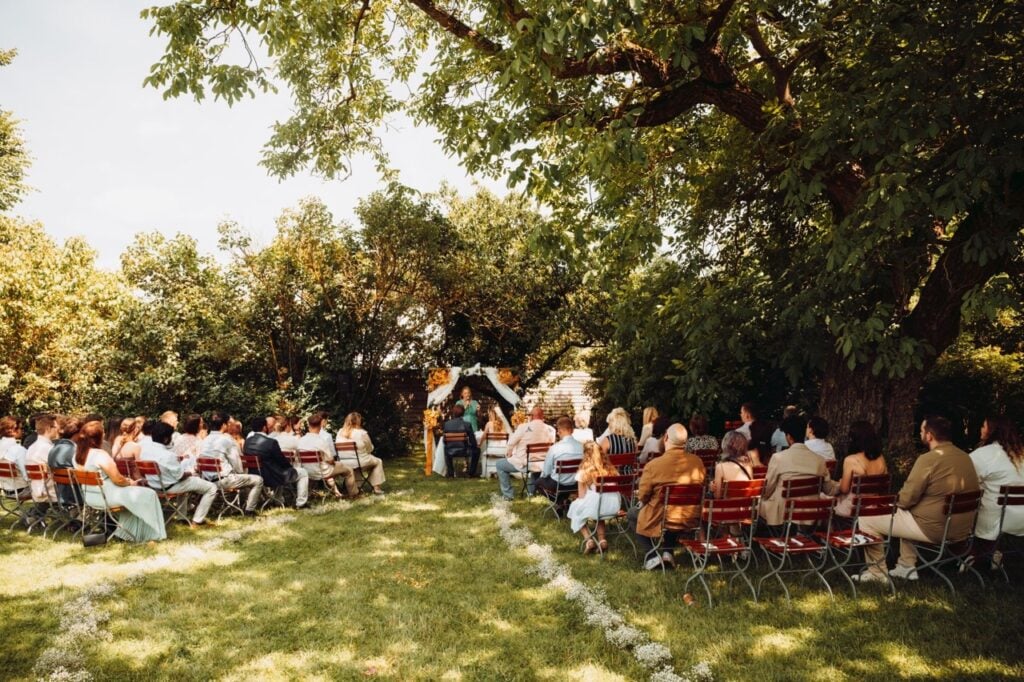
[680,496,760,607]
[48,467,82,540]
[588,474,638,559]
[23,463,62,534]
[541,457,581,520]
[241,454,289,509]
[297,450,333,502]
[135,459,192,525]
[910,489,985,595]
[521,443,552,496]
[991,484,1024,582]
[644,483,704,572]
[71,469,136,543]
[335,440,375,493]
[481,432,509,478]
[0,461,31,530]
[195,456,246,520]
[440,432,473,479]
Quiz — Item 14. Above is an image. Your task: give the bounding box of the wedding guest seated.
[74,420,166,543]
[712,431,756,497]
[536,416,583,510]
[761,415,838,531]
[497,407,555,499]
[771,406,799,452]
[571,412,594,444]
[805,416,836,461]
[298,413,358,498]
[640,416,671,464]
[336,412,386,494]
[48,416,81,505]
[857,416,979,583]
[969,415,1024,564]
[477,405,507,446]
[26,414,59,505]
[685,414,718,453]
[442,404,480,479]
[172,414,204,469]
[631,424,705,570]
[567,441,622,553]
[139,422,219,526]
[598,408,637,456]
[244,417,309,509]
[0,416,29,494]
[834,421,888,518]
[271,415,301,456]
[639,407,660,444]
[747,418,774,465]
[159,410,180,447]
[111,417,142,474]
[200,413,264,513]
[736,403,756,439]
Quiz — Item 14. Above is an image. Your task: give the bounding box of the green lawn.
[2,456,1022,681]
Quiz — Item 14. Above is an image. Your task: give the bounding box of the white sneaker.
[888,564,919,580]
[644,556,664,571]
[851,570,888,584]
[661,551,676,567]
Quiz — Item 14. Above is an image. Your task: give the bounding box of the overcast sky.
[0,1,503,269]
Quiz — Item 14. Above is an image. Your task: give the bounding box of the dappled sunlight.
[751,626,815,656]
[96,635,174,668]
[393,501,442,512]
[441,509,492,519]
[537,663,630,680]
[476,614,520,633]
[220,648,354,681]
[365,514,405,525]
[877,642,934,677]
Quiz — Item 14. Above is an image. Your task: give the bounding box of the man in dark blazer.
[244,417,310,508]
[442,404,480,477]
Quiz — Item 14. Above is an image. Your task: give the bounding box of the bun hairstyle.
[74,420,105,466]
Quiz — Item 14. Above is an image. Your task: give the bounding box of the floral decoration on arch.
[426,368,451,392]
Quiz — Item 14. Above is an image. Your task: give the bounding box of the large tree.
[143,0,1024,457]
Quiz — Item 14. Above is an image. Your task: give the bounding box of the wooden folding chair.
[441,432,472,479]
[680,496,760,607]
[825,459,837,477]
[644,483,704,572]
[72,469,135,544]
[991,485,1024,582]
[336,441,374,492]
[114,458,137,480]
[694,449,720,477]
[910,489,985,595]
[0,461,31,530]
[752,465,768,480]
[609,451,639,477]
[296,450,331,502]
[589,474,638,559]
[522,442,552,496]
[195,457,245,520]
[754,477,834,603]
[135,460,192,525]
[481,432,509,478]
[541,458,581,520]
[719,478,766,561]
[241,454,287,509]
[23,463,59,534]
[48,468,82,540]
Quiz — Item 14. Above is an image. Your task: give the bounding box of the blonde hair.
[642,407,659,425]
[606,409,636,439]
[488,406,505,433]
[578,441,618,488]
[341,412,363,439]
[119,418,140,438]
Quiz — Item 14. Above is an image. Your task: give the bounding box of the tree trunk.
[818,356,925,473]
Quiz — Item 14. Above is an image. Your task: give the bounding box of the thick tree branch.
[705,0,739,44]
[404,0,502,54]
[742,17,793,104]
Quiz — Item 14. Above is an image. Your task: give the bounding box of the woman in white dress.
[970,415,1024,561]
[75,420,166,543]
[638,407,660,445]
[336,412,386,494]
[567,441,622,553]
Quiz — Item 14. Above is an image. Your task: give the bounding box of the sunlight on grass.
[97,635,174,667]
[393,501,442,512]
[751,626,814,656]
[221,649,354,681]
[537,663,630,680]
[878,643,934,677]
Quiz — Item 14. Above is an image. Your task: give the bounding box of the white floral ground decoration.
[489,495,713,682]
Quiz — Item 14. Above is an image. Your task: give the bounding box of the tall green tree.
[144,0,1024,457]
[0,49,30,212]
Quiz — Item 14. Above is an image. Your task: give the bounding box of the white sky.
[0,1,504,269]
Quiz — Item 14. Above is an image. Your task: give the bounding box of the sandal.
[598,539,608,552]
[583,538,597,554]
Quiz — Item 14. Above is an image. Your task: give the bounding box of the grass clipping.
[489,495,713,682]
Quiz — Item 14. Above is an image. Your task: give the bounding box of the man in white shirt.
[160,411,182,447]
[771,405,799,452]
[25,414,59,503]
[736,402,756,440]
[0,416,29,493]
[199,413,264,513]
[805,416,836,461]
[297,414,358,497]
[536,416,583,511]
[496,407,556,500]
[140,422,219,525]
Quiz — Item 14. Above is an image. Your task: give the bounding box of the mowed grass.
[0,454,1022,681]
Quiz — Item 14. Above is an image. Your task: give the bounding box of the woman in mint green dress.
[458,386,481,432]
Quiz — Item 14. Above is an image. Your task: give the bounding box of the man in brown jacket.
[631,423,705,570]
[761,415,838,528]
[856,415,980,583]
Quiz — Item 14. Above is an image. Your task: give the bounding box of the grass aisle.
[3,455,1024,680]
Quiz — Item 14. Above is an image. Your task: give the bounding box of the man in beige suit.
[856,415,980,583]
[496,407,556,500]
[761,415,838,528]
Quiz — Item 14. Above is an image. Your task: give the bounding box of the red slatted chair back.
[297,450,321,466]
[485,433,509,442]
[51,468,75,487]
[553,458,581,477]
[135,460,161,478]
[608,451,638,469]
[945,489,983,516]
[72,469,104,487]
[825,460,837,475]
[25,463,49,481]
[694,449,719,470]
[526,442,552,468]
[240,454,262,472]
[703,495,757,525]
[724,420,743,431]
[786,497,834,523]
[721,478,765,499]
[115,459,133,478]
[335,441,358,454]
[752,465,768,480]
[444,432,468,445]
[998,485,1024,506]
[663,483,705,507]
[0,462,20,481]
[782,476,823,499]
[195,457,222,475]
[851,473,891,496]
[595,474,636,498]
[854,493,897,518]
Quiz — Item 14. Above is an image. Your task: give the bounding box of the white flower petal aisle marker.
[489,495,714,682]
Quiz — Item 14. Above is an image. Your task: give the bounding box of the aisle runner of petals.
[489,496,713,682]
[34,492,404,682]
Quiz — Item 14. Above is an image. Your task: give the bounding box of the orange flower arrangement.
[510,409,528,428]
[427,368,451,392]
